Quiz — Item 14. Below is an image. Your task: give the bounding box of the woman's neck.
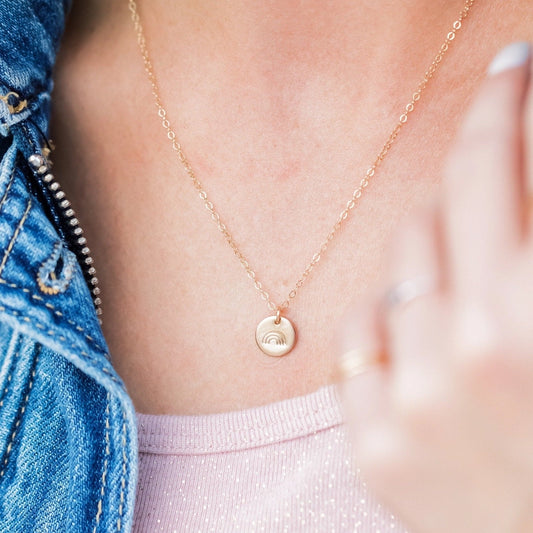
[138,0,468,79]
[176,0,456,50]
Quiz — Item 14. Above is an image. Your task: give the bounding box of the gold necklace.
[128,0,475,357]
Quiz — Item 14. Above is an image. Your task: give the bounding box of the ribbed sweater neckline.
[136,385,343,455]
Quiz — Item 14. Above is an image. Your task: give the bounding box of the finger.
[450,260,533,469]
[524,51,533,237]
[381,206,450,412]
[442,42,530,301]
[337,290,389,429]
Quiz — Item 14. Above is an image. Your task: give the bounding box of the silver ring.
[382,274,437,311]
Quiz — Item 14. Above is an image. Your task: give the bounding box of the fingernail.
[488,42,531,76]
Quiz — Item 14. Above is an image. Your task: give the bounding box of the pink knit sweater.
[133,385,407,532]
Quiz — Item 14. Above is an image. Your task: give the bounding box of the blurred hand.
[338,42,533,533]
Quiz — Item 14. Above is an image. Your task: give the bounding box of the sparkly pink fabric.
[133,386,408,532]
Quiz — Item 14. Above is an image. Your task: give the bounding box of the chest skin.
[50,1,533,414]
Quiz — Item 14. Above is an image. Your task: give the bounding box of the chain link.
[128,0,475,314]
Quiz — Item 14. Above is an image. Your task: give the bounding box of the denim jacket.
[0,2,137,531]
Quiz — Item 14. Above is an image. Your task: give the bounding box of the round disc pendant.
[255,315,296,357]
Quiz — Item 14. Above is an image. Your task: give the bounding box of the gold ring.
[336,347,387,381]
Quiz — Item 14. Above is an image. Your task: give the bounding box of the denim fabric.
[0,1,137,532]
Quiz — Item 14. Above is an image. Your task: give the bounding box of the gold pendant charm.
[256,312,296,357]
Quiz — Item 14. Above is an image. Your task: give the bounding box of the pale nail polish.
[488,42,531,76]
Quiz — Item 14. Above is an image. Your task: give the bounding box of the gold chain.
[128,0,475,314]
